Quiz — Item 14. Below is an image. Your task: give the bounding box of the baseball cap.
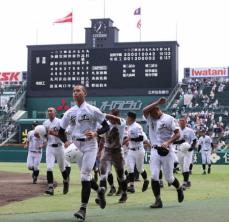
[127,111,137,119]
[32,121,39,127]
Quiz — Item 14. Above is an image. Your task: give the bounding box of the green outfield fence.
[0,146,229,165]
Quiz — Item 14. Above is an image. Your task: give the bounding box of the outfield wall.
[0,146,229,165]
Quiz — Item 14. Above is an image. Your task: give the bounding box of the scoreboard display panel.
[27,42,178,97]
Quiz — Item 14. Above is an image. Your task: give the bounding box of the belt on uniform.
[129,147,141,151]
[29,150,41,153]
[76,138,91,142]
[105,147,121,153]
[50,144,61,147]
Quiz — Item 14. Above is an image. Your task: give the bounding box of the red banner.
[0,72,22,82]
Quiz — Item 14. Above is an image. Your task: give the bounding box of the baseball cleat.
[142,179,149,192]
[182,181,191,190]
[74,209,86,221]
[45,186,54,195]
[63,181,69,194]
[177,187,184,203]
[98,187,106,209]
[127,185,135,193]
[107,186,116,196]
[33,176,37,184]
[95,197,100,205]
[202,171,206,175]
[150,198,163,208]
[119,193,127,203]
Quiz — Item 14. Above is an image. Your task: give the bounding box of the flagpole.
[139,17,141,42]
[103,0,106,18]
[35,26,39,44]
[175,20,178,42]
[139,8,142,41]
[71,9,73,43]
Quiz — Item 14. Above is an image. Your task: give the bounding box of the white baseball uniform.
[43,117,66,172]
[177,127,196,173]
[198,135,212,164]
[26,129,46,171]
[127,122,145,174]
[122,126,129,166]
[147,113,179,183]
[60,101,105,181]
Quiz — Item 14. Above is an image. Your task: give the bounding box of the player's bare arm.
[58,127,70,148]
[97,137,105,160]
[189,139,197,151]
[143,97,166,118]
[105,113,121,124]
[85,119,110,138]
[48,129,59,137]
[143,140,151,149]
[85,130,98,138]
[160,129,180,148]
[122,137,129,146]
[24,141,28,149]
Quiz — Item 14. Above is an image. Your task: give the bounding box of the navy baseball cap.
[127,111,137,119]
[32,121,39,127]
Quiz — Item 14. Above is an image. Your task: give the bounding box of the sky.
[0,0,229,80]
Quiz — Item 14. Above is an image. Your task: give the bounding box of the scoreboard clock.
[27,18,178,97]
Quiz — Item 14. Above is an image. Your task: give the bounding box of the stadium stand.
[167,77,229,146]
[0,83,26,145]
[1,75,229,149]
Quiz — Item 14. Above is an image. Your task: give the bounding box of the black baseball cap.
[127,111,137,119]
[32,121,39,127]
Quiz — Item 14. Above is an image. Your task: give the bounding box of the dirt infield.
[0,171,48,206]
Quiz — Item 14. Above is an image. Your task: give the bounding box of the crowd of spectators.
[0,85,20,144]
[168,77,229,149]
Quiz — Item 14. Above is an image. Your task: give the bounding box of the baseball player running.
[126,111,149,193]
[176,117,197,189]
[97,108,128,203]
[24,121,46,184]
[59,85,110,221]
[43,107,69,196]
[143,97,184,208]
[198,129,214,174]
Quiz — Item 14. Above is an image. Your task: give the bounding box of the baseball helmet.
[34,125,47,138]
[179,142,191,152]
[64,143,82,163]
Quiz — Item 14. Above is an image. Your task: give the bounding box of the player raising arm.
[143,97,184,208]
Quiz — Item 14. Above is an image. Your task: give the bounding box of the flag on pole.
[134,7,141,15]
[53,12,73,23]
[137,19,141,29]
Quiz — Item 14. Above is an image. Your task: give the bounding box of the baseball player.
[143,97,184,208]
[198,129,214,174]
[59,85,110,221]
[24,121,46,184]
[97,108,128,204]
[176,117,197,189]
[126,111,149,193]
[43,107,69,196]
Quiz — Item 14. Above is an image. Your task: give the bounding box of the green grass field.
[0,163,228,222]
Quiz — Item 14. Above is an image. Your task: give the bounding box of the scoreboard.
[27,19,178,97]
